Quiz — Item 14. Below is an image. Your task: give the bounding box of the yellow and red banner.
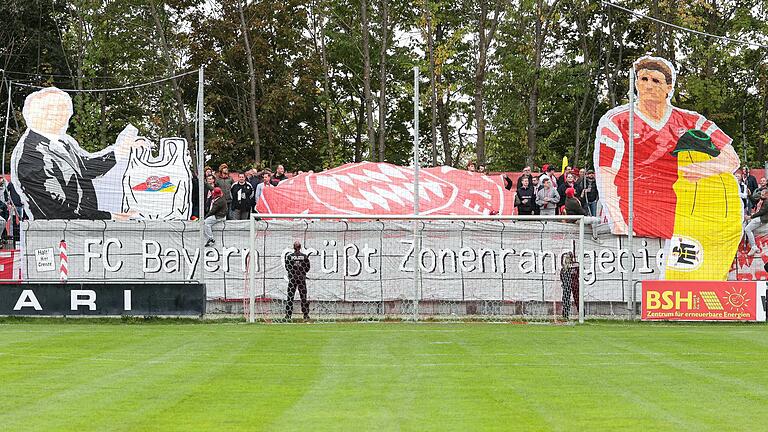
[642,281,767,321]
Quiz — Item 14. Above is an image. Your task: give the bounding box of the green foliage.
[2,0,768,172]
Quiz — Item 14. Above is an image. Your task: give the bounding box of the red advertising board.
[642,281,767,321]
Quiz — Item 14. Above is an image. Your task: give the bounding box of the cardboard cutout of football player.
[594,56,741,280]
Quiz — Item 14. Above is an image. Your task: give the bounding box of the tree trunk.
[361,0,375,159]
[474,2,488,167]
[652,0,663,54]
[473,0,501,167]
[148,0,194,162]
[355,96,364,162]
[74,8,85,91]
[435,24,452,166]
[526,1,544,167]
[573,13,591,167]
[437,93,452,166]
[99,92,107,148]
[321,30,334,163]
[666,0,678,61]
[377,0,389,162]
[237,0,262,165]
[759,72,767,164]
[427,3,438,166]
[603,7,615,108]
[313,0,334,163]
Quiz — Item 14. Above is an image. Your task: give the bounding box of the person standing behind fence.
[744,189,768,256]
[253,172,272,211]
[531,175,541,215]
[285,241,311,321]
[204,187,227,247]
[515,176,535,215]
[736,172,750,216]
[230,173,254,220]
[536,177,559,215]
[577,170,599,216]
[560,252,580,319]
[215,164,234,219]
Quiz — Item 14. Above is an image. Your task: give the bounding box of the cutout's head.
[22,88,73,135]
[293,241,301,252]
[633,56,676,105]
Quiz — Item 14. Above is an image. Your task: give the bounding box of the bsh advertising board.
[642,281,767,321]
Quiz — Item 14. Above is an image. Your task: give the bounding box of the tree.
[472,0,503,167]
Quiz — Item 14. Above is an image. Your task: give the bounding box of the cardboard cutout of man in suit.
[11,87,144,220]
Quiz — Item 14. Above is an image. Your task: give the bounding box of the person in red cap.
[563,186,601,239]
[204,187,228,246]
[563,187,583,216]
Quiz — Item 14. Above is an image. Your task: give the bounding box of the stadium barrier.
[0,282,205,316]
[13,218,768,320]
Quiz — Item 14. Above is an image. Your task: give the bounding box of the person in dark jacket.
[230,173,254,220]
[563,187,584,216]
[556,166,572,188]
[215,164,234,219]
[204,187,227,247]
[575,169,599,216]
[516,166,533,188]
[563,187,601,239]
[744,189,768,256]
[751,177,767,207]
[515,176,535,215]
[285,241,311,320]
[556,172,576,213]
[744,167,758,195]
[204,174,216,211]
[271,165,287,186]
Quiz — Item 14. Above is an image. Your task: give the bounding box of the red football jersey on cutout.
[594,104,731,238]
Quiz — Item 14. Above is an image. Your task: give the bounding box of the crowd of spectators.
[200,163,301,246]
[737,167,768,256]
[504,164,600,218]
[2,156,767,252]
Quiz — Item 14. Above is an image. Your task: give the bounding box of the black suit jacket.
[15,131,116,220]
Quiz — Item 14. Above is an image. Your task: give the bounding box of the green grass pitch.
[1,320,766,431]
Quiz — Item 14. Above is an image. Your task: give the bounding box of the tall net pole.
[627,67,635,314]
[249,214,256,323]
[578,217,585,323]
[197,68,206,290]
[412,66,420,321]
[2,79,11,178]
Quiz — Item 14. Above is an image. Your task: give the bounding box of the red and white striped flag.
[59,240,68,283]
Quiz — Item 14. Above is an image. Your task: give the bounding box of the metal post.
[197,68,206,290]
[249,214,256,323]
[627,67,635,313]
[413,69,420,212]
[2,79,11,178]
[578,217,585,324]
[412,66,420,321]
